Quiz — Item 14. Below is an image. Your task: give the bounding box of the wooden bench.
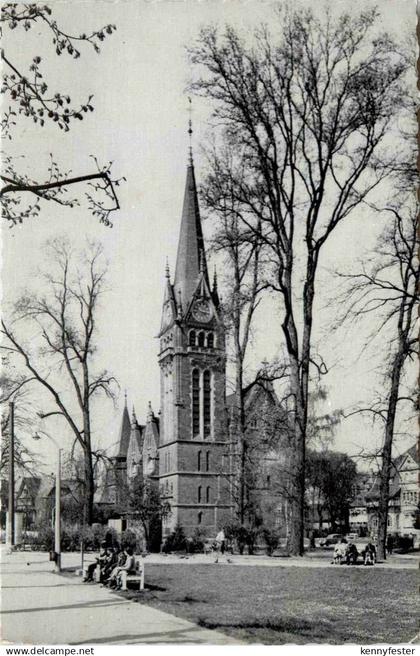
[120,559,145,591]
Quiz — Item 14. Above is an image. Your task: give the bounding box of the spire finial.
[165,257,170,279]
[124,389,127,406]
[132,405,137,425]
[188,97,193,165]
[147,401,154,422]
[213,266,218,291]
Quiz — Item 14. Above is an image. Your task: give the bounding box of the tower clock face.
[192,299,213,322]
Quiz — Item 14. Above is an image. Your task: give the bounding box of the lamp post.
[6,401,15,549]
[33,432,62,572]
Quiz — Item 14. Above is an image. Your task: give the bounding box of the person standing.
[214,529,231,563]
[386,534,394,556]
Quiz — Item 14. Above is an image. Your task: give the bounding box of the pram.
[363,544,376,566]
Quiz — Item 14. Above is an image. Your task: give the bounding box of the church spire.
[173,116,209,308]
[212,266,220,307]
[116,396,131,458]
[188,96,193,166]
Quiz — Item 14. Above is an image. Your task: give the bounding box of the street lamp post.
[33,432,62,572]
[7,401,15,549]
[54,447,62,572]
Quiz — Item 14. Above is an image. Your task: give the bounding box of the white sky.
[2,0,417,470]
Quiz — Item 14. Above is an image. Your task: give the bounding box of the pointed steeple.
[116,398,131,458]
[173,132,210,308]
[212,266,220,308]
[162,258,173,304]
[131,405,137,428]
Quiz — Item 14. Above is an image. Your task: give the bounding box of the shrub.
[121,528,141,552]
[29,525,54,551]
[188,528,207,553]
[262,526,280,556]
[162,524,187,552]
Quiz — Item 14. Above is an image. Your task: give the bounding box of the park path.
[0,550,241,645]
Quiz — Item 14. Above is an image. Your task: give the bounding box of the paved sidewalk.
[60,548,417,571]
[1,551,241,645]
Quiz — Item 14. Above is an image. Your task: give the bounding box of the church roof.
[173,164,210,308]
[115,401,132,458]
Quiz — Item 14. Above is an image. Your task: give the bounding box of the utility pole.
[55,448,62,572]
[7,401,15,548]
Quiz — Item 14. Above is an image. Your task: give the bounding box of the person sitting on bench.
[107,546,136,589]
[100,546,118,582]
[83,542,108,582]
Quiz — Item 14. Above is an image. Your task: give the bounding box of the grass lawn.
[117,563,418,644]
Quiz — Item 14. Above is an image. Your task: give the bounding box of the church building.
[102,150,235,537]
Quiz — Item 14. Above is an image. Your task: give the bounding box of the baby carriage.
[363,543,376,566]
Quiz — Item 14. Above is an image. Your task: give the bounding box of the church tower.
[158,149,233,536]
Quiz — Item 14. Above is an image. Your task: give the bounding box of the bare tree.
[0,362,42,476]
[204,155,266,523]
[189,7,407,553]
[1,239,118,524]
[1,3,123,227]
[338,197,418,559]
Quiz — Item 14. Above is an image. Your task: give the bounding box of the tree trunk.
[83,447,94,525]
[287,358,306,555]
[82,401,95,525]
[282,262,315,556]
[377,350,404,560]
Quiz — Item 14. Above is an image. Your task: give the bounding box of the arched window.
[192,369,200,437]
[206,451,210,471]
[198,486,202,503]
[189,330,196,346]
[203,370,211,439]
[197,331,205,347]
[207,332,214,348]
[266,475,271,489]
[206,486,211,503]
[198,451,202,471]
[198,511,203,525]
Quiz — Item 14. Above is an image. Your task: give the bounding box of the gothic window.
[198,511,202,525]
[198,450,202,471]
[206,451,210,471]
[192,369,200,438]
[206,486,211,503]
[207,332,214,348]
[198,486,202,503]
[203,370,212,439]
[189,330,196,346]
[198,331,205,347]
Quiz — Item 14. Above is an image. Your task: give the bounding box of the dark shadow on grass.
[145,583,167,592]
[197,616,316,634]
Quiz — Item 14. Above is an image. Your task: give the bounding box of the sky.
[2,0,417,471]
